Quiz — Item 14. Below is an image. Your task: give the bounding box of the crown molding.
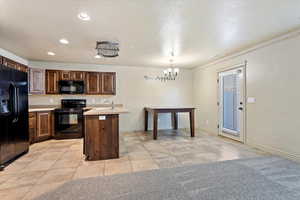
[194,27,300,70]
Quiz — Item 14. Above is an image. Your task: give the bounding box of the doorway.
[218,65,246,143]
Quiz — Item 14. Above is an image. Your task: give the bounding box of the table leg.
[153,112,158,140]
[172,112,178,130]
[189,110,195,137]
[144,110,148,131]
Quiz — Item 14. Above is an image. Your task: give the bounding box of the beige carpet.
[34,156,300,200]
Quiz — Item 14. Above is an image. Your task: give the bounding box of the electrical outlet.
[205,120,209,125]
[49,98,54,104]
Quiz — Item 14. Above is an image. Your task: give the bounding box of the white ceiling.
[1,0,300,68]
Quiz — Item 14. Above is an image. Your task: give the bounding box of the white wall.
[193,32,300,161]
[0,48,28,65]
[29,61,194,132]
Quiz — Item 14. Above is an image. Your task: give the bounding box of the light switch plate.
[99,116,106,120]
[247,97,256,103]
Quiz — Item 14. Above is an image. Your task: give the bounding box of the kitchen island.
[84,107,128,161]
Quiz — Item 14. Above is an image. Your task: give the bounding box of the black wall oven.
[54,99,86,139]
[59,80,84,94]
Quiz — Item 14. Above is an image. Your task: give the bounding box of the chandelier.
[95,41,119,57]
[156,52,179,82]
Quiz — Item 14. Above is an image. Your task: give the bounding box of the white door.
[218,66,245,143]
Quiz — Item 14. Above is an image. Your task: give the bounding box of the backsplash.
[29,95,116,106]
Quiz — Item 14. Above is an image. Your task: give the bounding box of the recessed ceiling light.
[59,38,69,44]
[78,12,90,21]
[94,55,102,59]
[47,51,55,56]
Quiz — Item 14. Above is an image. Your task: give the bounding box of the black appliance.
[54,99,86,139]
[59,80,84,94]
[0,64,29,169]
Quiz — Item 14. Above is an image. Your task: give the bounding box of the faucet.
[111,101,115,109]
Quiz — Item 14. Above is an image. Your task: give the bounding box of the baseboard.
[247,139,300,162]
[198,128,300,162]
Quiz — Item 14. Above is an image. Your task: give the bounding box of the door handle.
[238,107,243,111]
[10,84,19,123]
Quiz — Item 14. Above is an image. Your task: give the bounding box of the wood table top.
[145,107,195,113]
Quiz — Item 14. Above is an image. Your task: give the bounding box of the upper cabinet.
[60,71,71,80]
[101,72,116,95]
[29,68,45,95]
[71,71,85,80]
[2,57,28,73]
[60,70,85,81]
[43,69,116,95]
[2,57,18,69]
[46,70,59,94]
[16,64,28,73]
[86,72,101,94]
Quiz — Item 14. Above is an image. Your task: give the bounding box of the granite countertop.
[29,107,57,112]
[84,107,129,116]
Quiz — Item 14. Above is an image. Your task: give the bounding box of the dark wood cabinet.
[29,111,53,144]
[85,114,119,160]
[36,111,52,142]
[29,68,45,94]
[2,57,18,69]
[1,56,28,72]
[86,72,101,94]
[60,71,71,80]
[43,69,116,95]
[101,72,116,95]
[71,71,85,80]
[17,64,28,73]
[46,70,59,94]
[60,71,85,81]
[29,113,37,144]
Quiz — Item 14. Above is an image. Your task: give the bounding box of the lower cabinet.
[29,113,37,144]
[29,111,54,144]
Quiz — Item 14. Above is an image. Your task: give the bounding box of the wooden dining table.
[144,107,196,140]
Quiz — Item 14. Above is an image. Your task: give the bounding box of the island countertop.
[84,107,129,116]
[29,107,56,112]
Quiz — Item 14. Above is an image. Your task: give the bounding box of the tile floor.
[0,130,268,200]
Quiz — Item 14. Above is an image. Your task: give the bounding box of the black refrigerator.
[0,64,29,169]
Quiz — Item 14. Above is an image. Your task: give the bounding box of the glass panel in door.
[222,74,239,134]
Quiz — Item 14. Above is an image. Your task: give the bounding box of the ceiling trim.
[194,26,300,70]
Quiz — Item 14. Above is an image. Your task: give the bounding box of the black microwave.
[59,80,84,94]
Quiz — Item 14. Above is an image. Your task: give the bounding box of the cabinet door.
[60,71,71,80]
[17,64,28,73]
[101,72,116,95]
[36,112,51,141]
[46,70,59,94]
[86,72,101,94]
[71,71,85,80]
[29,112,37,144]
[2,57,28,72]
[2,57,18,70]
[29,68,45,94]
